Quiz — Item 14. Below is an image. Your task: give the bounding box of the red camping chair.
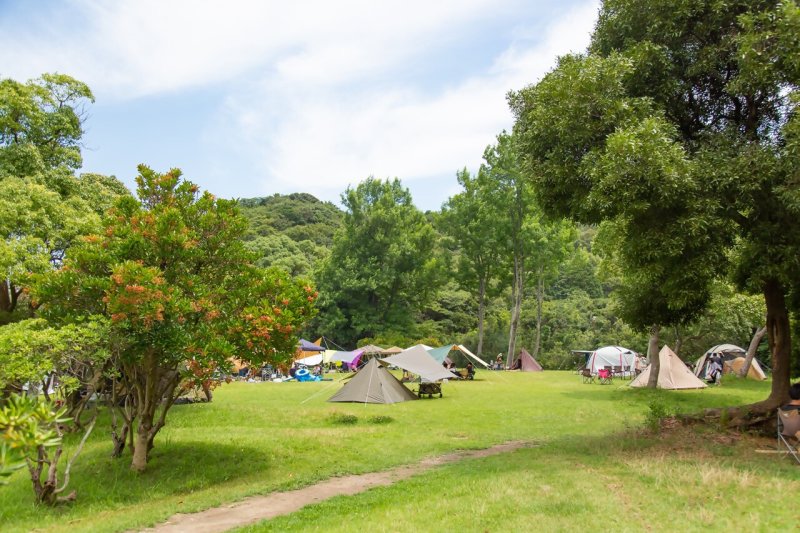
[598,368,612,385]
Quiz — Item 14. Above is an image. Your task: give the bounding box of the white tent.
[585,346,638,373]
[630,345,707,389]
[694,344,746,378]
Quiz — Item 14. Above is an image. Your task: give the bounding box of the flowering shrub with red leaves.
[32,165,317,471]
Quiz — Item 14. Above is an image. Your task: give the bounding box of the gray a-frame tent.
[328,358,418,404]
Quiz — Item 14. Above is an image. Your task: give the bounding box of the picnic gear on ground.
[777,408,800,464]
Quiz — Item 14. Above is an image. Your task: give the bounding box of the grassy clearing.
[0,371,785,532]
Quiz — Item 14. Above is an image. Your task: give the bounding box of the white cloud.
[227,1,599,201]
[1,0,600,208]
[0,0,500,99]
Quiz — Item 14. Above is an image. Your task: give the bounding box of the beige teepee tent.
[726,357,766,380]
[630,345,707,389]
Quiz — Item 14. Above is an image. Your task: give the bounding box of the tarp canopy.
[298,338,326,352]
[427,344,490,368]
[329,349,365,366]
[296,354,323,366]
[585,346,637,373]
[406,343,433,351]
[380,346,404,355]
[512,348,543,371]
[382,345,458,382]
[630,345,707,389]
[328,358,417,404]
[357,344,384,355]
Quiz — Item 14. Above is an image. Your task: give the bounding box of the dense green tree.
[477,134,576,365]
[33,166,317,471]
[439,169,503,356]
[0,74,128,321]
[314,178,440,345]
[239,193,342,247]
[0,73,93,175]
[245,234,328,277]
[511,0,799,401]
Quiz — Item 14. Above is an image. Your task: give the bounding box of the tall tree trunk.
[131,416,151,472]
[130,361,180,472]
[646,324,660,389]
[673,325,682,357]
[476,275,487,357]
[533,267,544,359]
[506,256,523,368]
[739,325,767,378]
[0,279,19,315]
[758,279,791,408]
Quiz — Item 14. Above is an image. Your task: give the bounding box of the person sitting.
[782,383,800,412]
[466,362,475,380]
[780,382,800,441]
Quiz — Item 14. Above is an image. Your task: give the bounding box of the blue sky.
[1,0,598,211]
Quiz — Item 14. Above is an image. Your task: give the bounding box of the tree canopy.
[314,178,440,345]
[33,166,317,471]
[511,0,799,402]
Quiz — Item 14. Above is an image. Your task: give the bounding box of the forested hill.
[238,193,343,247]
[237,193,342,277]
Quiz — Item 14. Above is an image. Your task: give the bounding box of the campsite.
[3,0,800,531]
[1,371,795,532]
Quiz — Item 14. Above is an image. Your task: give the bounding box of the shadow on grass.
[0,440,270,529]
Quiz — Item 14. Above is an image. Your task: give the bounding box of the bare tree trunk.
[533,267,544,359]
[476,275,487,357]
[130,359,180,472]
[646,324,660,389]
[0,279,20,315]
[753,279,791,409]
[673,325,682,357]
[739,325,767,378]
[506,256,523,368]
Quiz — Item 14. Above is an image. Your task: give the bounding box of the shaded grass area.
[0,372,775,532]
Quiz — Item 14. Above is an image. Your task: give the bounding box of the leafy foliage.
[314,178,441,345]
[33,166,317,470]
[511,0,800,399]
[0,394,89,504]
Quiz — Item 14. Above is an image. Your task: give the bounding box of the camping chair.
[777,409,800,464]
[598,368,612,385]
[612,365,623,379]
[581,368,594,384]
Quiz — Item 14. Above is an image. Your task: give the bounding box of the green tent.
[327,358,417,404]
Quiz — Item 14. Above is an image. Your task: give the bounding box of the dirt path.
[143,441,530,533]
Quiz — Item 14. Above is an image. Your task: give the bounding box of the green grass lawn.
[0,371,792,532]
